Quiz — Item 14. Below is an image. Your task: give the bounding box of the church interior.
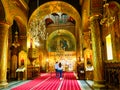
[0,0,120,90]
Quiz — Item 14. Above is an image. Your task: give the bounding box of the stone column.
[90,15,106,89]
[79,27,84,61]
[0,23,9,87]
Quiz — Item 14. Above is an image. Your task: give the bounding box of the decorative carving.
[100,1,115,26]
[28,48,38,65]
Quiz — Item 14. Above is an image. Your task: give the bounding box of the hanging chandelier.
[12,31,20,48]
[28,0,48,46]
[100,0,115,26]
[29,18,48,41]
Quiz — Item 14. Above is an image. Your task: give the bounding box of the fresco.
[47,30,76,52]
[51,37,72,51]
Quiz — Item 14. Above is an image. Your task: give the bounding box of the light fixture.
[29,18,48,41]
[12,31,20,48]
[100,0,115,26]
[29,0,48,46]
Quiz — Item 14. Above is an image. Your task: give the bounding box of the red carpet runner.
[12,72,81,90]
[60,72,81,90]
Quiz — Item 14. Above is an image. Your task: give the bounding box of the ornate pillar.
[79,27,84,61]
[75,26,80,61]
[0,23,9,87]
[90,15,106,89]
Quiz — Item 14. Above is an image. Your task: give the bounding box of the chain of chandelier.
[100,0,115,26]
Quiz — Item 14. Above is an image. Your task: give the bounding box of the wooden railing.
[104,62,120,87]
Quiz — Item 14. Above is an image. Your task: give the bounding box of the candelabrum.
[100,1,115,26]
[12,31,20,48]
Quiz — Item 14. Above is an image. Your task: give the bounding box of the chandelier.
[29,18,48,40]
[12,31,20,48]
[29,1,48,46]
[100,0,115,26]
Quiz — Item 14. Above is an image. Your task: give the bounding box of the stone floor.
[0,80,93,90]
[1,80,120,90]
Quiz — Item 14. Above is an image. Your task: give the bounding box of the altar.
[48,51,76,72]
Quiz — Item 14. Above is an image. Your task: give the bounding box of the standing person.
[58,62,63,80]
[55,62,59,77]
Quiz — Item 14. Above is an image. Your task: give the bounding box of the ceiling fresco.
[46,29,76,52]
[28,1,81,50]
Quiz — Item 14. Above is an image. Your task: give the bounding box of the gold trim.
[28,1,81,27]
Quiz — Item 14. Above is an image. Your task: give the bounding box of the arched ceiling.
[28,0,81,17]
[47,29,76,52]
[14,16,27,36]
[28,1,81,49]
[28,1,81,25]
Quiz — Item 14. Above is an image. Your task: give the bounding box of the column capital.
[0,22,10,28]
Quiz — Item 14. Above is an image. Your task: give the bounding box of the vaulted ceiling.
[27,0,81,18]
[24,0,120,33]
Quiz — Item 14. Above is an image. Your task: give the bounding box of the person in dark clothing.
[54,62,59,77]
[58,62,63,80]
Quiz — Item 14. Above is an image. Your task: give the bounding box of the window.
[106,34,113,60]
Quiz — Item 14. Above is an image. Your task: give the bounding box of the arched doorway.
[47,29,76,71]
[28,1,82,72]
[9,20,20,80]
[8,17,27,80]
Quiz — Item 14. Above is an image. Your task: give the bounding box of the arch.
[109,1,120,9]
[28,1,82,56]
[28,1,81,26]
[28,1,81,32]
[0,0,5,21]
[8,16,28,52]
[46,29,76,52]
[0,0,27,35]
[108,1,120,15]
[13,16,27,36]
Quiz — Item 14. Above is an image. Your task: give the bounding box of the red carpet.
[60,72,81,90]
[12,73,51,90]
[11,72,81,90]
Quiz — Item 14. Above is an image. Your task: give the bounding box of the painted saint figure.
[60,38,68,50]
